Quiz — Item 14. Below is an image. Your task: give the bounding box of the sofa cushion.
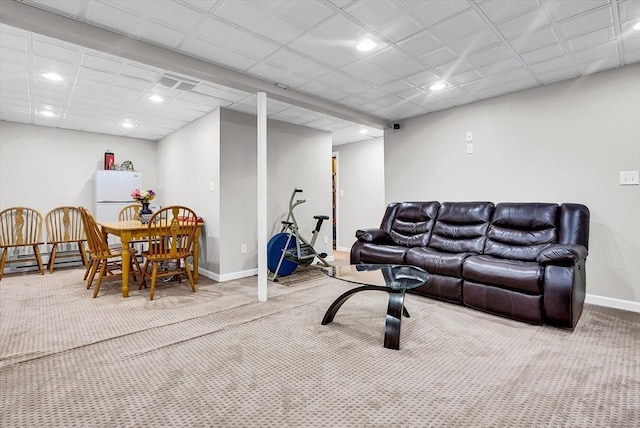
[428,201,494,253]
[406,247,472,277]
[463,255,543,294]
[388,201,440,247]
[358,243,408,264]
[484,203,559,261]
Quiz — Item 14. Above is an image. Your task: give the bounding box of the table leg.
[384,290,406,350]
[321,285,384,325]
[120,232,132,298]
[193,226,200,283]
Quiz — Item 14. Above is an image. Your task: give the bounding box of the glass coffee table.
[321,264,430,350]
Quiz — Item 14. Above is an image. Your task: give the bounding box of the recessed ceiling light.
[147,94,164,103]
[429,81,447,91]
[358,129,368,134]
[38,110,58,118]
[120,122,136,129]
[42,72,63,82]
[356,39,376,52]
[633,22,640,31]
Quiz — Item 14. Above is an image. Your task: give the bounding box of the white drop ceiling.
[1,0,639,144]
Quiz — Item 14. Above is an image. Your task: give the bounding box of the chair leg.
[33,245,45,275]
[93,261,108,298]
[183,257,196,292]
[86,259,99,289]
[47,244,58,273]
[77,241,88,268]
[149,262,159,300]
[84,259,95,281]
[139,259,149,290]
[0,248,7,280]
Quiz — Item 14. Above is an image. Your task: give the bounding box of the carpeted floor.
[1,267,638,427]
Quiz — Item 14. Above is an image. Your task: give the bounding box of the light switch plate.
[466,131,473,142]
[620,171,639,185]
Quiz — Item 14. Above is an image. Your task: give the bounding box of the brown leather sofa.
[350,201,590,329]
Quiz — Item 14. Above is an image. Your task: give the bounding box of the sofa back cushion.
[389,201,440,247]
[429,202,494,253]
[484,203,559,261]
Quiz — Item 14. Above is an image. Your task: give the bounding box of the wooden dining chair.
[118,204,140,221]
[78,206,141,297]
[45,206,88,273]
[138,206,198,300]
[0,207,45,280]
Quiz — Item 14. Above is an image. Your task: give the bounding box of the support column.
[257,92,268,301]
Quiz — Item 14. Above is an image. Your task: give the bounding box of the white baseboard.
[205,268,257,283]
[336,246,351,253]
[585,294,640,313]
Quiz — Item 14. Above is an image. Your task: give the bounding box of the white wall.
[218,108,333,277]
[157,109,221,274]
[333,137,386,251]
[0,121,158,219]
[384,64,640,304]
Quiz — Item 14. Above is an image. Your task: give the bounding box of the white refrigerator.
[93,170,143,222]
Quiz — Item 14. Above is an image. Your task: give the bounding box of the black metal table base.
[321,285,410,350]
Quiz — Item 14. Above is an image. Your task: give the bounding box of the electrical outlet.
[323,235,328,244]
[466,143,473,154]
[620,171,639,185]
[240,244,247,254]
[466,131,473,142]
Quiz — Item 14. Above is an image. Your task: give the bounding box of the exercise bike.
[267,188,331,282]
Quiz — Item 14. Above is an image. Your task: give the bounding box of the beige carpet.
[1,267,638,427]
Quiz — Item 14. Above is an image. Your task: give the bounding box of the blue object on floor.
[267,232,298,276]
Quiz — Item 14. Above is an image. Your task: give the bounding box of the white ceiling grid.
[0,0,639,144]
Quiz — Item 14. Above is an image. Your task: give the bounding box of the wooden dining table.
[98,220,203,297]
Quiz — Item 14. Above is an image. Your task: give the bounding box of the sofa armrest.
[537,244,588,265]
[356,228,392,244]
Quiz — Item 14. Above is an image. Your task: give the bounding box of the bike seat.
[314,215,330,220]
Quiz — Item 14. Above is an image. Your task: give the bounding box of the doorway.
[332,152,338,250]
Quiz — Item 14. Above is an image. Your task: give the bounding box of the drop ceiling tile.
[558,8,613,39]
[567,27,615,51]
[490,68,535,85]
[497,9,551,40]
[572,41,618,63]
[479,0,539,24]
[192,17,248,45]
[107,0,155,16]
[317,71,372,94]
[452,69,484,85]
[215,89,251,103]
[378,79,414,94]
[376,14,424,43]
[315,46,360,69]
[214,1,273,30]
[467,44,514,67]
[138,21,187,49]
[509,27,559,54]
[420,47,459,67]
[433,87,466,100]
[454,31,501,53]
[78,66,116,84]
[0,61,26,75]
[479,57,523,75]
[147,1,205,32]
[340,60,380,78]
[85,2,144,36]
[32,56,77,76]
[403,70,440,87]
[278,0,336,29]
[529,56,574,75]
[0,47,27,66]
[576,55,620,74]
[181,37,258,70]
[408,0,471,26]
[619,0,640,22]
[399,30,444,57]
[116,75,154,91]
[388,58,427,79]
[25,0,88,16]
[359,70,397,86]
[234,35,280,60]
[520,44,564,65]
[0,29,27,52]
[254,16,306,45]
[120,63,161,81]
[345,0,403,27]
[543,0,610,22]
[31,37,79,63]
[433,9,488,42]
[311,14,364,41]
[82,53,122,73]
[247,62,309,88]
[297,81,346,101]
[182,0,217,12]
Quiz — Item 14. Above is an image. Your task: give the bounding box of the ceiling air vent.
[157,74,199,91]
